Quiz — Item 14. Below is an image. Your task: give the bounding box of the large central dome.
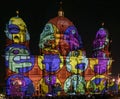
[39,10,83,56]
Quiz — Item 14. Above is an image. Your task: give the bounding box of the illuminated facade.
[5,10,113,96]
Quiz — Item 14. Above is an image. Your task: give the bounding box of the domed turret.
[91,23,112,75]
[5,11,30,44]
[92,22,110,58]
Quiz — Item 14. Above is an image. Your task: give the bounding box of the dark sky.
[0,0,120,83]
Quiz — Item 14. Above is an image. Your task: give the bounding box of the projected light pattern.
[45,75,56,85]
[39,23,55,49]
[64,26,83,50]
[94,59,110,74]
[38,54,64,71]
[91,27,112,75]
[88,26,112,93]
[86,75,106,93]
[39,17,83,56]
[42,54,61,72]
[93,28,109,51]
[5,16,30,43]
[64,75,86,95]
[5,44,35,73]
[39,75,61,95]
[6,74,35,96]
[66,50,88,73]
[5,11,113,96]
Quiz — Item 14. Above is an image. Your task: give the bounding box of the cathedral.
[4,5,113,97]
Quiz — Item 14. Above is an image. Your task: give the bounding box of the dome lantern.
[58,1,64,17]
[16,10,19,17]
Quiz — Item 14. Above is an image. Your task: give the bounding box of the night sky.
[0,0,120,83]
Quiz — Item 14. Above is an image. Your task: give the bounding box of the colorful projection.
[5,44,35,73]
[91,27,112,76]
[94,59,111,74]
[66,50,88,74]
[6,74,35,96]
[5,16,30,43]
[42,54,62,72]
[38,54,64,72]
[86,75,107,93]
[39,17,83,56]
[39,75,61,96]
[45,75,57,85]
[64,26,83,50]
[93,28,109,51]
[5,11,112,97]
[64,75,86,95]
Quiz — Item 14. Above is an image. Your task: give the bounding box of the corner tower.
[5,11,35,96]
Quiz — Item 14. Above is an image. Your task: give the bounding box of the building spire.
[16,10,19,17]
[58,1,64,16]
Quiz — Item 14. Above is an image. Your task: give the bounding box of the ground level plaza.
[2,94,120,99]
